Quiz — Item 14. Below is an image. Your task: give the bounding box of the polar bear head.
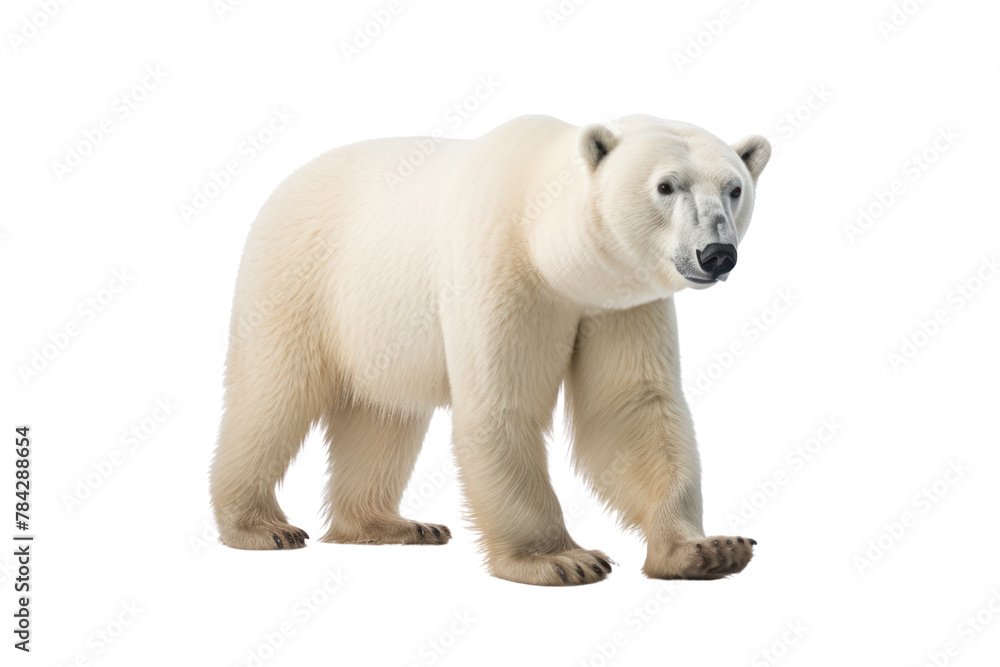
[572,115,770,306]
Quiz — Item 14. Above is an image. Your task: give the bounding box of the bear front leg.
[565,297,755,579]
[443,294,612,586]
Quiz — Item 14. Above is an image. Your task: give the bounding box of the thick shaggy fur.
[210,115,770,585]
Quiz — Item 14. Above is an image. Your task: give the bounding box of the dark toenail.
[592,564,604,577]
[575,565,585,580]
[696,543,702,549]
[273,534,283,549]
[596,557,612,572]
[301,530,310,540]
[416,525,425,536]
[556,566,568,583]
[737,538,744,543]
[431,526,441,538]
[284,531,295,544]
[725,539,732,545]
[749,539,757,545]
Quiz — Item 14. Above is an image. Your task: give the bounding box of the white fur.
[210,115,771,584]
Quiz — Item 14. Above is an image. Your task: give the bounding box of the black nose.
[696,243,737,278]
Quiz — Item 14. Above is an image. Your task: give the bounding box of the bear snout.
[696,243,737,280]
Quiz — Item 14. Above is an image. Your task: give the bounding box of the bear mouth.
[672,255,729,286]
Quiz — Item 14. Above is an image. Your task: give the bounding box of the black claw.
[725,539,732,545]
[430,526,441,539]
[592,564,605,577]
[575,564,585,580]
[749,538,757,546]
[596,557,612,573]
[695,543,702,549]
[300,529,310,540]
[556,566,568,583]
[416,524,425,537]
[273,534,283,549]
[737,538,744,543]
[284,531,295,546]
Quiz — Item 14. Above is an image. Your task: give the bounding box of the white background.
[3,0,999,665]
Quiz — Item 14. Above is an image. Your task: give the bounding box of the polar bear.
[210,114,770,585]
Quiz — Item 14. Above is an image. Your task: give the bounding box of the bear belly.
[323,272,452,412]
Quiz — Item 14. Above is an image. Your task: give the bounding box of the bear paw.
[490,548,613,586]
[644,535,756,580]
[320,519,451,545]
[220,522,310,550]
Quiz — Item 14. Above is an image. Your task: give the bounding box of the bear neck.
[528,188,659,309]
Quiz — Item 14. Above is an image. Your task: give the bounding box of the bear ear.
[731,134,772,181]
[579,124,618,172]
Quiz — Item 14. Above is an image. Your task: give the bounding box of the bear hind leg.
[319,405,450,545]
[210,344,322,551]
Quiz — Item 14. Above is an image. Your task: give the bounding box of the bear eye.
[730,186,742,198]
[658,181,674,195]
